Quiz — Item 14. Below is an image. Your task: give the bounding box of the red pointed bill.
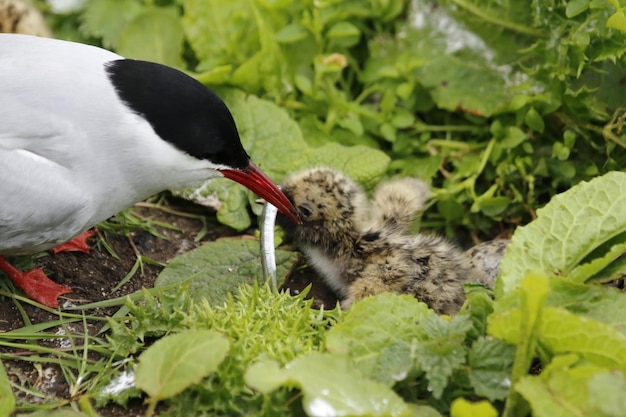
[220,161,301,224]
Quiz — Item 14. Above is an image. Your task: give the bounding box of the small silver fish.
[260,201,278,288]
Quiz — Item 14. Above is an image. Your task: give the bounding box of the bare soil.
[0,198,337,416]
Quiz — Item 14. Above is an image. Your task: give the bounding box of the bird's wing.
[0,139,93,254]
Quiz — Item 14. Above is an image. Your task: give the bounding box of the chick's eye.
[298,205,313,218]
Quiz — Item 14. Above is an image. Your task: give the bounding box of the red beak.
[220,162,302,224]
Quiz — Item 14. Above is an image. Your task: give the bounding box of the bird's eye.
[298,205,313,218]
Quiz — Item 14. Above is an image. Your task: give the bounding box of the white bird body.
[1,35,236,254]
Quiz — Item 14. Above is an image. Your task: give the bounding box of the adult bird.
[0,34,301,307]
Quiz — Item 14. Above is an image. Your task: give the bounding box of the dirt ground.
[0,198,337,417]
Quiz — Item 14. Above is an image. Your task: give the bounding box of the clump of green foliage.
[1,173,625,415]
[2,2,625,417]
[39,0,626,237]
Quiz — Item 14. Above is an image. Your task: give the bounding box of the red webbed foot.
[50,230,96,254]
[0,257,72,308]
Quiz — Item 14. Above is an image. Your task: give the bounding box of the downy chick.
[277,167,483,315]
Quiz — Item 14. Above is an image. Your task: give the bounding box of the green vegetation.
[42,0,626,237]
[2,1,626,416]
[3,171,625,417]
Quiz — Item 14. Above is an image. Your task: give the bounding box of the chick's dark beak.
[220,161,302,224]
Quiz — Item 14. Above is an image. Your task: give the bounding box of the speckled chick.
[277,167,483,315]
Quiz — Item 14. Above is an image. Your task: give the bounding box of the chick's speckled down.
[277,167,505,315]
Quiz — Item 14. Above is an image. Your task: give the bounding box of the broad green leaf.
[230,3,284,93]
[568,240,626,284]
[516,361,623,417]
[545,278,626,332]
[307,143,391,190]
[565,0,590,18]
[589,254,626,283]
[275,23,309,44]
[416,54,512,117]
[450,398,498,417]
[179,178,251,231]
[135,329,229,400]
[524,107,545,133]
[607,11,626,31]
[588,371,626,416]
[497,171,626,296]
[80,0,143,48]
[154,237,298,304]
[462,284,495,339]
[488,272,549,411]
[245,354,412,417]
[0,360,15,416]
[243,360,288,394]
[514,274,549,382]
[326,21,361,47]
[325,294,432,385]
[183,0,260,71]
[414,315,473,399]
[467,338,515,401]
[117,8,185,67]
[217,89,310,179]
[539,307,626,372]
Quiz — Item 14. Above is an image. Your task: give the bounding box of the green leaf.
[497,171,626,295]
[221,90,310,181]
[516,360,624,417]
[489,274,549,391]
[524,107,545,133]
[468,337,515,401]
[325,294,432,385]
[450,398,498,417]
[476,196,510,217]
[568,240,626,284]
[326,21,361,47]
[80,0,143,48]
[135,329,229,400]
[607,11,626,31]
[416,54,513,117]
[154,237,299,304]
[275,23,309,44]
[545,278,626,332]
[498,126,527,149]
[588,371,626,416]
[245,353,412,417]
[0,361,15,416]
[307,143,390,190]
[565,0,590,18]
[414,315,473,399]
[117,8,185,67]
[183,0,260,71]
[539,307,626,372]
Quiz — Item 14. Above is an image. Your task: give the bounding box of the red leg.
[50,230,96,254]
[0,257,72,308]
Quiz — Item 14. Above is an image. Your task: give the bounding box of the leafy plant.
[2,171,626,416]
[43,0,626,237]
[3,1,626,416]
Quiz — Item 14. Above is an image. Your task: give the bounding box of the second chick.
[277,167,485,315]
